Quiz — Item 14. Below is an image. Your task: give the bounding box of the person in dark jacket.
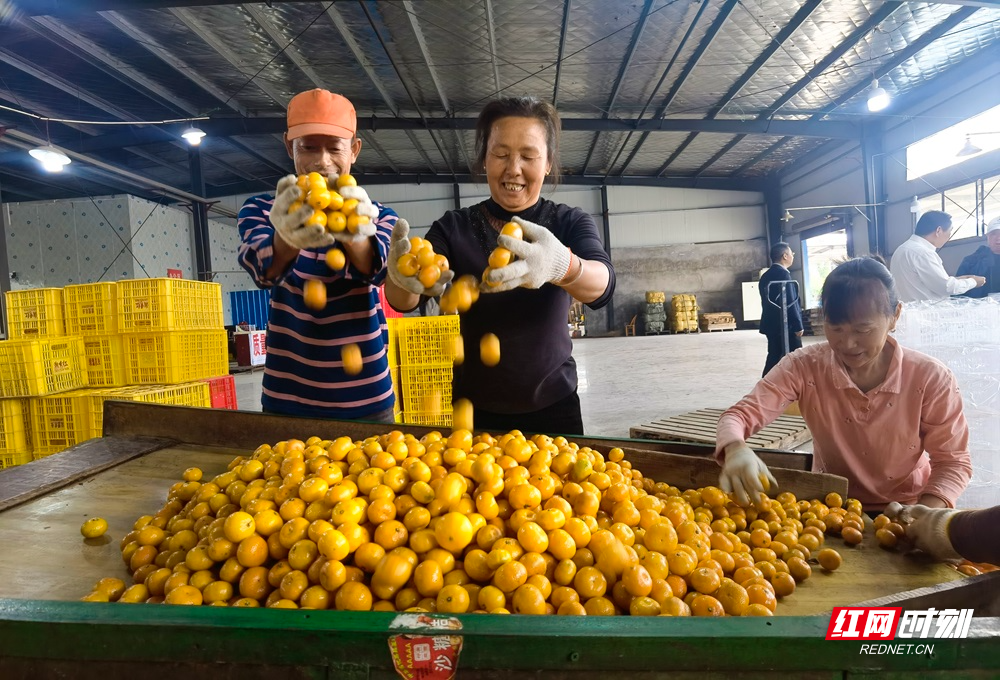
[956,217,1000,298]
[758,242,803,376]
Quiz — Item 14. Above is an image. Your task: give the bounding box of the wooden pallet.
[630,407,812,449]
[701,322,737,332]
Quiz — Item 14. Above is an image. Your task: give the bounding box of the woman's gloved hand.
[386,218,453,297]
[483,216,572,292]
[719,442,777,507]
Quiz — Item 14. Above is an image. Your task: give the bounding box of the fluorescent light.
[181,126,206,145]
[28,145,71,172]
[867,79,890,112]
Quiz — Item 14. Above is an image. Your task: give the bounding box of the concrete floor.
[233,330,823,440]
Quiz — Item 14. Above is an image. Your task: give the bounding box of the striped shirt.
[237,193,396,419]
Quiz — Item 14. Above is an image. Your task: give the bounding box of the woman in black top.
[384,97,615,435]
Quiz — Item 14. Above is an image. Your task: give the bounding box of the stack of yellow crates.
[118,279,228,384]
[387,316,460,427]
[0,278,229,467]
[1,288,86,466]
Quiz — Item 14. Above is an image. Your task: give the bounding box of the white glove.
[884,502,962,562]
[386,218,454,297]
[270,175,334,251]
[483,216,572,292]
[719,443,777,507]
[332,183,379,244]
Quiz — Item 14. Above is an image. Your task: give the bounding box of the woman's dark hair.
[821,255,899,325]
[474,96,561,186]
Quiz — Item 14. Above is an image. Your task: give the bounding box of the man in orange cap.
[236,89,397,421]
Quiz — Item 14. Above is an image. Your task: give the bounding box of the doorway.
[802,230,849,309]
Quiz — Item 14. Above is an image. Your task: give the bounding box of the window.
[802,230,849,309]
[944,183,978,241]
[916,194,941,216]
[984,174,1000,227]
[906,103,1000,180]
[915,175,998,240]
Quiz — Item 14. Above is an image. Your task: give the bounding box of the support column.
[453,182,461,211]
[763,174,783,248]
[600,184,615,333]
[860,124,886,256]
[0,187,10,338]
[188,145,212,281]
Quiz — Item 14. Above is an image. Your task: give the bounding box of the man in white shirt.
[890,210,986,302]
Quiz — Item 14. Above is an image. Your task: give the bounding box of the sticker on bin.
[389,634,462,680]
[389,613,463,631]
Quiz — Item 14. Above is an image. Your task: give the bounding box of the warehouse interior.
[1,0,1000,662]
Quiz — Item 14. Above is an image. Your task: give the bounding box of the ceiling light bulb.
[28,145,71,172]
[867,79,890,112]
[957,135,982,157]
[181,126,206,145]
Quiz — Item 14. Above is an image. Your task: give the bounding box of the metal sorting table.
[0,402,997,678]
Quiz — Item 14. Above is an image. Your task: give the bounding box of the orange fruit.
[479,333,501,367]
[335,581,373,611]
[500,222,523,240]
[511,583,547,615]
[303,279,326,311]
[435,512,474,553]
[771,571,797,597]
[335,174,357,189]
[715,580,749,616]
[81,517,108,539]
[689,594,724,617]
[436,584,470,613]
[341,344,363,376]
[817,548,843,570]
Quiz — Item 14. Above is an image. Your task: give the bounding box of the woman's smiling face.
[485,116,551,213]
[824,298,901,372]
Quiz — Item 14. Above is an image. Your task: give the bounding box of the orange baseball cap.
[286,89,356,140]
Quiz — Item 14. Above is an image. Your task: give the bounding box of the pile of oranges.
[81,429,869,615]
[396,237,450,290]
[482,221,523,289]
[290,172,368,237]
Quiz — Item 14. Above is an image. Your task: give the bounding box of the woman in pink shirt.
[716,256,972,512]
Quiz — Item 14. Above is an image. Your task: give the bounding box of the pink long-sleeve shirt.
[716,336,972,508]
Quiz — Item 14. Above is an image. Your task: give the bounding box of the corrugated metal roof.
[0,0,997,206]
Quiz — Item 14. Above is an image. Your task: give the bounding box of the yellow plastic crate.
[5,288,65,338]
[86,383,211,437]
[29,389,94,457]
[393,316,461,367]
[387,318,399,368]
[82,335,126,387]
[0,450,32,469]
[0,337,87,397]
[123,330,229,384]
[397,410,453,427]
[399,364,453,415]
[0,398,31,464]
[118,278,223,332]
[139,382,211,409]
[63,282,118,334]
